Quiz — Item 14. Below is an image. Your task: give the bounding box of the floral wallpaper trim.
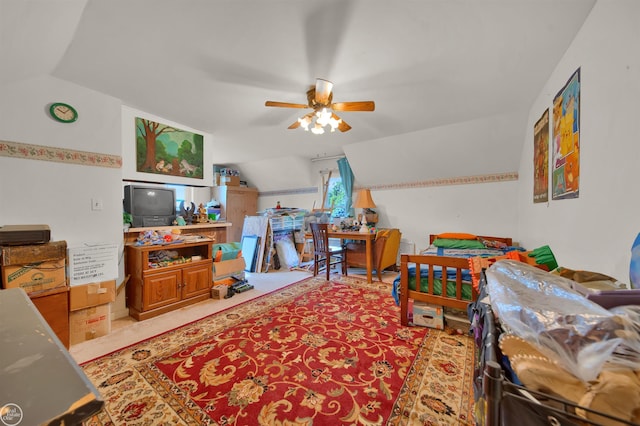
[0,140,122,169]
[260,172,518,197]
[361,172,519,191]
[259,187,318,197]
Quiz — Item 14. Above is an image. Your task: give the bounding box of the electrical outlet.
[91,198,103,211]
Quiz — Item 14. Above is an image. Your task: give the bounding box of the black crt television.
[123,185,176,227]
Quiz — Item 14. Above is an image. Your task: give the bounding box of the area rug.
[81,275,475,425]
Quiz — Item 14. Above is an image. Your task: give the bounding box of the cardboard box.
[213,257,246,279]
[221,175,240,186]
[69,303,111,345]
[1,240,66,266]
[69,280,116,311]
[211,285,228,299]
[1,258,67,294]
[411,301,444,329]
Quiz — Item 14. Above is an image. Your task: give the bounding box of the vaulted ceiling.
[2,0,595,187]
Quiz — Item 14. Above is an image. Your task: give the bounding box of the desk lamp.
[353,189,376,233]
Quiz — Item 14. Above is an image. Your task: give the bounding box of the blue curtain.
[337,157,354,217]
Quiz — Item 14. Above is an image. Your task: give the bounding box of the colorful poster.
[533,108,549,203]
[552,68,580,200]
[135,117,204,179]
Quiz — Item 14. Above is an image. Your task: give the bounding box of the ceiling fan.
[265,78,375,133]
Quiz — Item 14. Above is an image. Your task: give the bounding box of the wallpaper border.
[259,172,518,196]
[0,140,122,169]
[363,172,519,191]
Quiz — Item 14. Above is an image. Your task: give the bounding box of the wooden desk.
[306,230,376,283]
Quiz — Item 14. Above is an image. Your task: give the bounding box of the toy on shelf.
[134,230,183,246]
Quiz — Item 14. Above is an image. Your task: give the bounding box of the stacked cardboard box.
[0,241,70,347]
[1,241,67,294]
[69,280,115,345]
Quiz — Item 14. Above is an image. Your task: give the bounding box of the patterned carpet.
[81,275,475,425]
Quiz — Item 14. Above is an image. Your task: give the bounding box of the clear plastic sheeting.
[486,260,640,383]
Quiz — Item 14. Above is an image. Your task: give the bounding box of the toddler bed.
[395,233,516,327]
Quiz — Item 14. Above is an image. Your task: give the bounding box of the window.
[324,173,347,218]
[167,184,193,213]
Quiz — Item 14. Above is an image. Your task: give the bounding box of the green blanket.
[407,277,473,301]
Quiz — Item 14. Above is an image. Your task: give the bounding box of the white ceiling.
[2,0,595,186]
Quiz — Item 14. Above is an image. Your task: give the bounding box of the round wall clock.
[49,102,78,123]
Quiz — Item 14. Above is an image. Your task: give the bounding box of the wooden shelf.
[126,223,231,233]
[124,223,230,245]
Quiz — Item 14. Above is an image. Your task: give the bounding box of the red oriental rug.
[81,275,475,425]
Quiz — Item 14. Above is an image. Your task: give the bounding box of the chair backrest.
[310,222,331,254]
[376,228,402,270]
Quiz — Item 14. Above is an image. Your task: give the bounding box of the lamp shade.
[353,189,376,209]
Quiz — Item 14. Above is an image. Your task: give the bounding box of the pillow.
[479,237,508,250]
[275,239,300,269]
[432,238,486,249]
[436,232,478,240]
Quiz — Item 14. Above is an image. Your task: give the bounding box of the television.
[123,185,176,227]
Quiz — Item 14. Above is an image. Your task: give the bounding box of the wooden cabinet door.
[181,263,211,300]
[143,270,181,311]
[226,189,258,242]
[31,289,70,348]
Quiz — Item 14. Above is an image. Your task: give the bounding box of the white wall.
[518,0,640,281]
[262,155,519,252]
[0,75,128,316]
[0,75,122,247]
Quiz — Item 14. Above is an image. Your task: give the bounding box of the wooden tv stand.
[125,239,213,321]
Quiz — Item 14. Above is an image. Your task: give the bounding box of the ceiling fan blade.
[315,79,333,105]
[288,120,301,129]
[265,101,309,109]
[288,112,314,130]
[331,113,352,132]
[331,101,375,112]
[338,120,352,132]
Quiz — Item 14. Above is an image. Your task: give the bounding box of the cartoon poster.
[533,108,549,203]
[135,117,204,179]
[551,68,580,200]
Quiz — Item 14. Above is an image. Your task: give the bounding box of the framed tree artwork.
[551,68,580,200]
[135,117,204,180]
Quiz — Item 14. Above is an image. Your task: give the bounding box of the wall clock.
[49,102,78,123]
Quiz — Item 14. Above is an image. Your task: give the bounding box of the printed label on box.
[68,243,118,286]
[2,259,66,294]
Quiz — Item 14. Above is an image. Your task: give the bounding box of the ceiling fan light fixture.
[316,108,332,126]
[311,123,325,135]
[328,116,342,131]
[266,79,373,133]
[298,115,311,131]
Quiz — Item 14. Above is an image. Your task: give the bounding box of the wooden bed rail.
[399,253,478,326]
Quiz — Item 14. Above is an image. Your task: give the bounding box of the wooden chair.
[310,223,348,280]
